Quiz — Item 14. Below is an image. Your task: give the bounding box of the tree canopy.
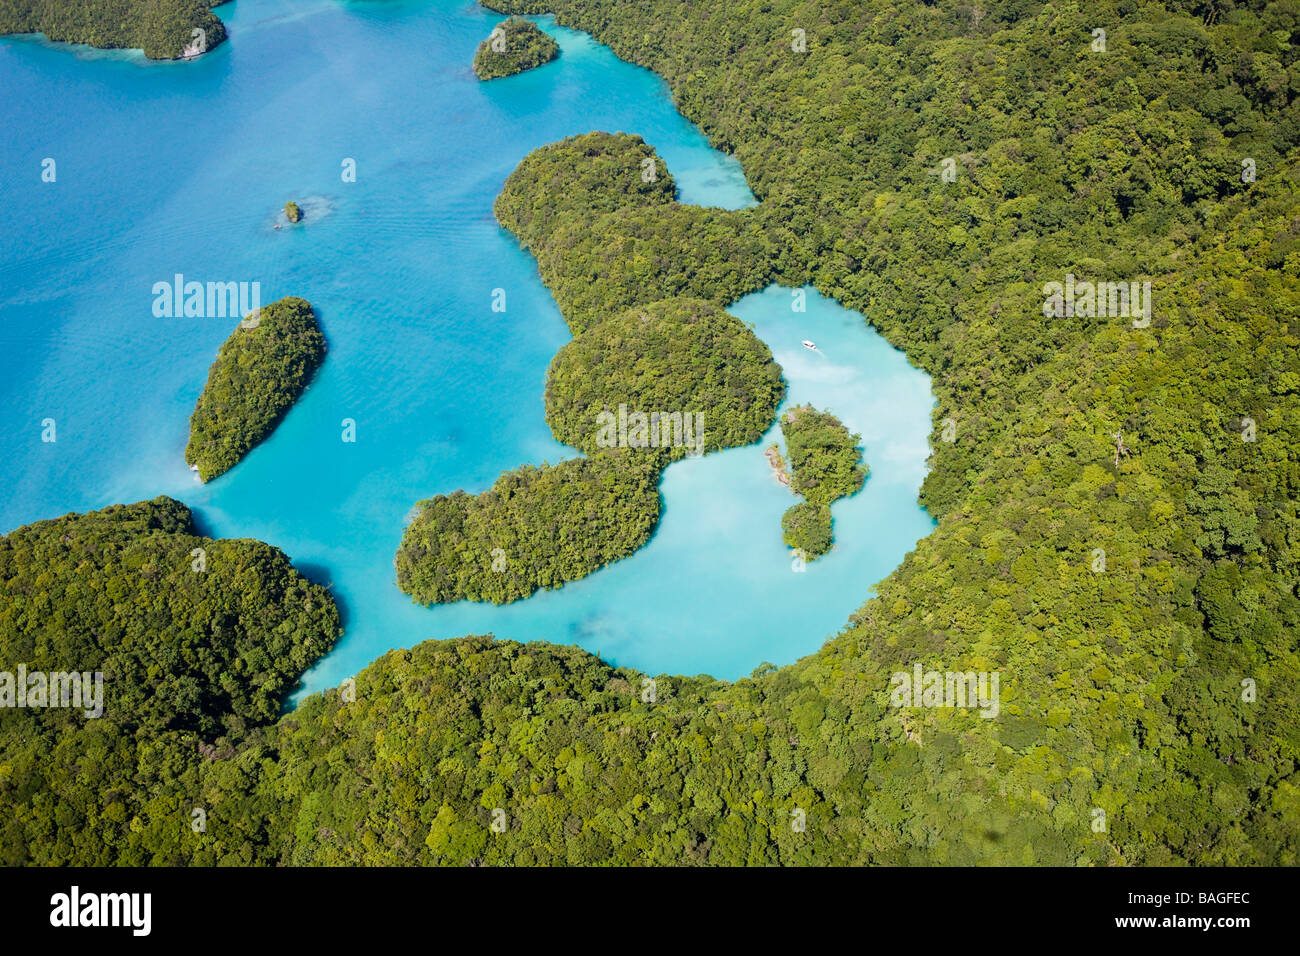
[0,0,227,59]
[473,17,559,79]
[0,498,340,865]
[185,296,326,482]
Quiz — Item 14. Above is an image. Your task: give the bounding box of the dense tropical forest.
[778,405,867,559]
[2,0,1298,866]
[0,498,340,865]
[0,0,227,59]
[185,296,326,482]
[473,15,559,78]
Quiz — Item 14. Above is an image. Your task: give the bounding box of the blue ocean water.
[0,0,935,694]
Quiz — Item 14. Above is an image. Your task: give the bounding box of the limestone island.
[285,201,302,223]
[185,296,326,482]
[473,18,559,80]
[0,0,228,60]
[776,404,867,560]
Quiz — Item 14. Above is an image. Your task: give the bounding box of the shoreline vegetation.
[776,404,867,559]
[765,443,790,486]
[473,17,559,79]
[0,0,228,60]
[185,296,326,482]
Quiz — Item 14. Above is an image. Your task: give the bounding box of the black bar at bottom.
[0,865,1277,943]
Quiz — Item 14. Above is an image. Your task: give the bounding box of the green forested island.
[0,0,227,59]
[777,405,866,558]
[185,296,326,482]
[5,0,1300,868]
[781,405,866,506]
[473,17,559,79]
[544,298,785,458]
[395,451,662,605]
[396,296,784,605]
[0,498,340,865]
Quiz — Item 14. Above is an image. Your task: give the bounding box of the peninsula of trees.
[185,296,326,482]
[0,0,228,59]
[391,131,790,610]
[777,405,867,558]
[473,17,558,79]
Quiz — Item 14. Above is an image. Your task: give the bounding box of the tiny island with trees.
[774,404,867,559]
[473,17,559,79]
[185,296,326,482]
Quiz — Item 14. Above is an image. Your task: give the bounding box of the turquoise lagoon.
[0,0,935,695]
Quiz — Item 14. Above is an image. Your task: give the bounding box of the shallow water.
[0,0,934,694]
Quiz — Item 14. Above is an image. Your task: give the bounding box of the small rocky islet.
[473,17,559,80]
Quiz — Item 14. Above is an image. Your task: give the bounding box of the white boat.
[801,340,816,350]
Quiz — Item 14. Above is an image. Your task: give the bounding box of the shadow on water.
[186,505,215,540]
[280,560,352,714]
[293,560,351,628]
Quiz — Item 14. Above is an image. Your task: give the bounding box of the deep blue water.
[0,0,935,694]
